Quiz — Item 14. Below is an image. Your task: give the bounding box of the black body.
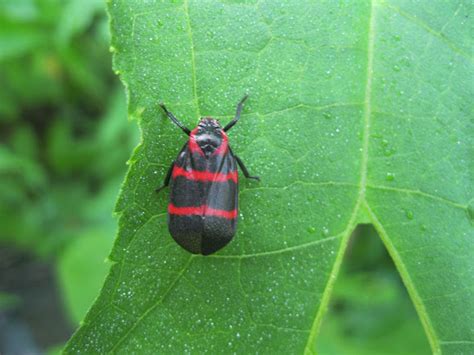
[157,95,259,255]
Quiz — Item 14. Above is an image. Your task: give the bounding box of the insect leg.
[223,94,248,132]
[159,103,191,136]
[235,155,260,181]
[155,162,174,193]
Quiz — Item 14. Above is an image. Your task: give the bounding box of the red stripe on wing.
[213,132,228,155]
[188,128,204,156]
[172,165,238,183]
[188,128,229,156]
[168,204,237,219]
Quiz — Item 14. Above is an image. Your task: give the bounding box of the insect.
[156,95,259,255]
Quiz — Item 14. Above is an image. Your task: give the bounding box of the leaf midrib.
[302,0,376,352]
[300,1,441,353]
[183,0,201,119]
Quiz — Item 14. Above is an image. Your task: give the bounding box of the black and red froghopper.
[156,95,259,255]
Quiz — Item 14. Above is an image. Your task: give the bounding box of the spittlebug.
[156,95,259,255]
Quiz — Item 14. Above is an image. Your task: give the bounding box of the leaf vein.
[382,0,473,63]
[183,0,201,118]
[109,256,195,352]
[440,340,474,345]
[209,234,344,259]
[365,202,441,354]
[304,1,377,351]
[367,184,467,210]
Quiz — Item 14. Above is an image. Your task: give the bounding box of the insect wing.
[168,144,238,255]
[201,149,238,254]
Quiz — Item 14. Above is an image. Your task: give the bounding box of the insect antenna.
[223,94,248,132]
[159,103,191,136]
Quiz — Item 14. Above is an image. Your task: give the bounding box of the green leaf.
[65,0,473,353]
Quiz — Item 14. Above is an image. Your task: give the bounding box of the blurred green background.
[0,0,138,353]
[0,1,429,353]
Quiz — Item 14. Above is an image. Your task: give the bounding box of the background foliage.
[0,0,137,352]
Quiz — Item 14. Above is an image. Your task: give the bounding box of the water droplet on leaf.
[323,112,332,120]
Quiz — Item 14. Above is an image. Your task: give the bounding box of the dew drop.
[323,112,332,120]
[385,172,395,181]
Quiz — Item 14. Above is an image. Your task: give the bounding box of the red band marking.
[172,165,237,183]
[189,128,228,156]
[213,132,228,155]
[189,128,204,156]
[168,204,237,219]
